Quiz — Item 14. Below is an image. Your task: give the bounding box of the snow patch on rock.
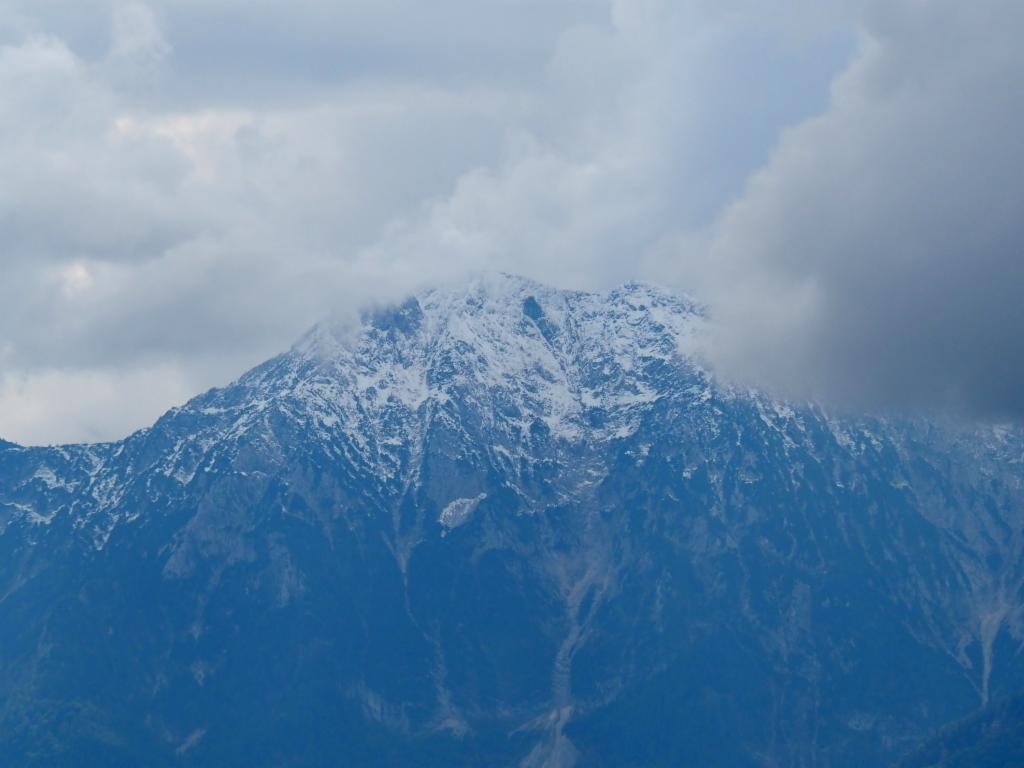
[440,493,487,532]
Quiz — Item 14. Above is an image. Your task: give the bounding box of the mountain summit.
[1,275,1023,767]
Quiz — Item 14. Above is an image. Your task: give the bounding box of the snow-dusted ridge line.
[0,273,1020,549]
[0,275,701,544]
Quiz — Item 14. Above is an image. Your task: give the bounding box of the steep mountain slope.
[1,273,1023,767]
[895,691,1024,767]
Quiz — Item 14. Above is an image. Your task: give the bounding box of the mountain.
[1,273,1023,767]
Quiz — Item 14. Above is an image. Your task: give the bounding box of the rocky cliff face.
[2,273,1023,767]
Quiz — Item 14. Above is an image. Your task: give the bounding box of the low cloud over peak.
[0,0,1021,443]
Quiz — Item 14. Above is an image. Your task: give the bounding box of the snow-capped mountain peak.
[3,274,1024,766]
[1,275,707,545]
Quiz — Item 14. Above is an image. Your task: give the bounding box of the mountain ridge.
[1,273,1023,766]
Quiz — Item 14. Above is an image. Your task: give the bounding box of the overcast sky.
[0,0,1020,445]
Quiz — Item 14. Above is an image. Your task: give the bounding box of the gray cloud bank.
[697,0,1024,421]
[0,0,1020,443]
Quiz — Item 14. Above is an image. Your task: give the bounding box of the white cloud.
[0,0,857,444]
[0,365,196,446]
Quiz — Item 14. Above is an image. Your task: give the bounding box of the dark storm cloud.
[697,0,1024,420]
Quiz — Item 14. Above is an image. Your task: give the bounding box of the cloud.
[360,0,856,290]
[696,0,1024,419]
[0,365,197,446]
[0,22,517,364]
[0,0,856,444]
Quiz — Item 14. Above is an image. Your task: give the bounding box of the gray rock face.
[1,273,1023,767]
